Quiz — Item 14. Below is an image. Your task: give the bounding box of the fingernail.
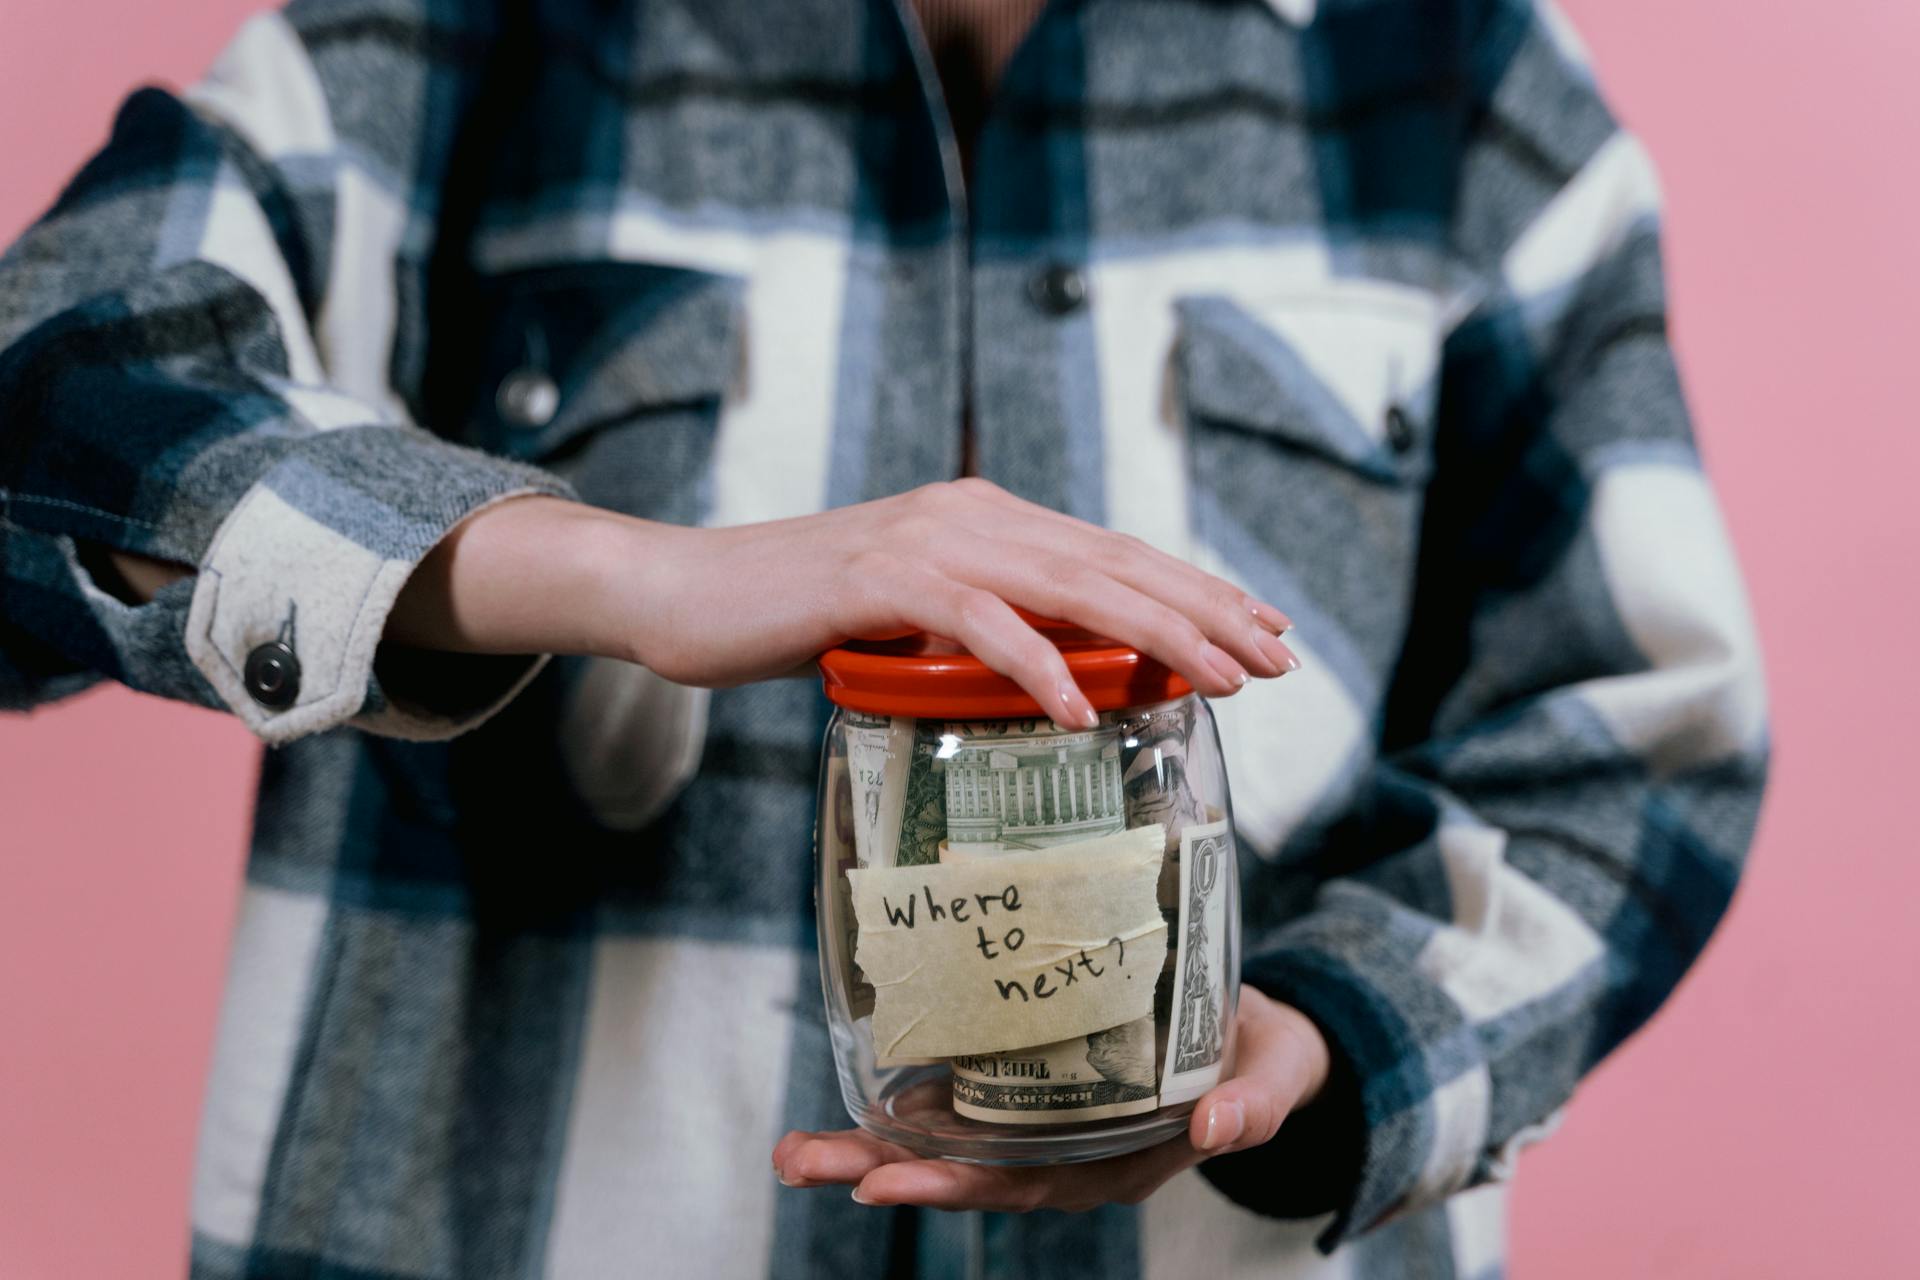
[1201,1100,1245,1151]
[1057,684,1099,730]
[1243,624,1285,677]
[1200,642,1250,691]
[851,1186,875,1206]
[778,1172,806,1188]
[1246,597,1292,635]
[1252,627,1301,675]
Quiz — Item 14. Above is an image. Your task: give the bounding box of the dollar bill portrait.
[1084,1018,1156,1090]
[1121,701,1209,841]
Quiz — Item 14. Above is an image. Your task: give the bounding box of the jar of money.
[815,624,1241,1164]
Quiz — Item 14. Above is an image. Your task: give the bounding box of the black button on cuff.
[1027,263,1088,316]
[1385,404,1417,453]
[244,640,301,710]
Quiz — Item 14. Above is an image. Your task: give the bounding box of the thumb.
[1188,996,1330,1156]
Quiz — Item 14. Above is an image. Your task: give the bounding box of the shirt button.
[1385,404,1417,453]
[243,640,301,710]
[496,367,560,428]
[1027,263,1088,316]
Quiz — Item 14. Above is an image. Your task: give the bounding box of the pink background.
[1,1,1915,1275]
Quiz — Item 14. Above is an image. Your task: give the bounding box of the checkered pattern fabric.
[0,1,1768,1276]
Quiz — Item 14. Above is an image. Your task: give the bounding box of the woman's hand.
[770,989,1330,1212]
[388,480,1299,727]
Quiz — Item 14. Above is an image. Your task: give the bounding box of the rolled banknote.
[1158,818,1233,1106]
[1119,699,1208,859]
[844,710,914,869]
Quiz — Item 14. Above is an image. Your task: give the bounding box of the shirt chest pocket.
[463,260,746,524]
[1173,288,1443,487]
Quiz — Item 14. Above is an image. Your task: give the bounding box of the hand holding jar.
[775,987,1330,1212]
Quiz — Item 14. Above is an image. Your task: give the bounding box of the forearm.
[382,495,654,660]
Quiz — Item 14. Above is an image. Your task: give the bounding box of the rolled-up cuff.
[184,424,572,744]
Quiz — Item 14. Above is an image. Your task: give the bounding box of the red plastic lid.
[818,618,1192,718]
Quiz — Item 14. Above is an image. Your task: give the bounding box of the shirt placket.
[963,4,1106,524]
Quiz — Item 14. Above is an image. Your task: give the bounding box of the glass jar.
[815,625,1241,1165]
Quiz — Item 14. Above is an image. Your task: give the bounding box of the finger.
[855,1136,1201,1213]
[1246,597,1292,635]
[828,555,1098,729]
[932,488,1298,678]
[772,1130,810,1172]
[1090,551,1300,679]
[945,541,1253,698]
[1189,1076,1293,1157]
[912,568,1101,730]
[855,1159,1047,1212]
[944,480,1292,630]
[1062,536,1299,678]
[772,1130,832,1188]
[1188,1001,1327,1156]
[775,1129,923,1187]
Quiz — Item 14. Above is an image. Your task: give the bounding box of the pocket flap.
[468,261,745,460]
[1173,291,1439,483]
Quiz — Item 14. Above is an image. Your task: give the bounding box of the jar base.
[849,1064,1197,1166]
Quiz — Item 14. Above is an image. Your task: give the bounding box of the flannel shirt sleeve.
[1200,2,1769,1246]
[0,0,572,744]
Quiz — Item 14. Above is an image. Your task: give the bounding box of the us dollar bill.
[1158,818,1233,1105]
[950,1015,1159,1125]
[940,719,1126,855]
[844,710,914,869]
[870,715,1131,870]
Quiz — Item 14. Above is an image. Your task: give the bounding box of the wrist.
[570,509,712,669]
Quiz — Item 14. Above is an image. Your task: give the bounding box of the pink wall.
[0,2,1913,1276]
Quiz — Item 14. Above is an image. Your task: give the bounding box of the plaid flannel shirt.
[0,0,1769,1276]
